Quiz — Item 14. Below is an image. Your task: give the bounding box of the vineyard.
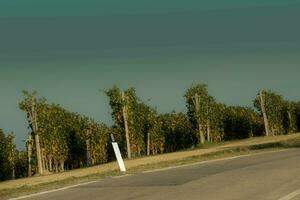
[1,83,300,181]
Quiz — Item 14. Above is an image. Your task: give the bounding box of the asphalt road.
[15,149,300,200]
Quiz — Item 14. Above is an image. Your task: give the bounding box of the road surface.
[13,149,300,200]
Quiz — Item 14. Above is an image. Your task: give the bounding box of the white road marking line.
[8,172,133,200]
[8,181,99,200]
[8,173,133,200]
[278,189,300,200]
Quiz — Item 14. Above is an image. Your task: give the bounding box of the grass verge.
[1,133,300,200]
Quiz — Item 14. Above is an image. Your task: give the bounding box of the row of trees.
[105,86,200,158]
[0,130,27,181]
[185,84,265,143]
[105,84,300,159]
[1,84,300,181]
[18,91,110,176]
[254,90,300,136]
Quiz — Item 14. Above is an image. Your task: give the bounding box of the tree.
[14,151,28,179]
[148,116,165,155]
[223,106,263,140]
[0,130,20,181]
[20,91,109,173]
[89,122,110,165]
[19,91,44,175]
[122,91,132,159]
[254,90,287,135]
[0,129,8,181]
[161,112,195,152]
[105,86,143,157]
[208,103,226,142]
[6,133,17,179]
[283,101,297,134]
[105,86,127,155]
[26,135,33,177]
[295,102,300,132]
[259,90,271,136]
[185,84,219,144]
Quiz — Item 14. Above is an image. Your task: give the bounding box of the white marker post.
[111,134,126,172]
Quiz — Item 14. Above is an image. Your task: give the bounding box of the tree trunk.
[207,119,211,142]
[12,167,15,180]
[45,156,49,171]
[60,161,64,172]
[194,93,205,144]
[199,124,205,144]
[206,104,210,142]
[49,159,53,172]
[287,111,293,133]
[34,134,43,175]
[122,92,132,159]
[54,161,59,173]
[31,101,43,175]
[86,139,91,166]
[41,149,46,171]
[147,132,150,156]
[27,136,32,177]
[259,90,271,137]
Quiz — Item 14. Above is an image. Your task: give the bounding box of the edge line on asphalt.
[8,181,99,200]
[141,148,293,174]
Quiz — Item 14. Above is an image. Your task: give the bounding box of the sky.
[1,0,300,149]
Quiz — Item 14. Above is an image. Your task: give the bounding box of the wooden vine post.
[193,93,205,144]
[30,97,43,175]
[259,90,271,136]
[122,91,131,159]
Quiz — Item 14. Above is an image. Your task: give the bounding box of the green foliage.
[89,122,111,165]
[185,84,210,143]
[0,131,19,181]
[14,151,28,179]
[19,91,110,173]
[6,133,17,178]
[185,84,211,127]
[283,101,298,134]
[295,102,300,132]
[0,129,9,181]
[105,86,166,157]
[106,87,141,156]
[223,106,264,140]
[184,84,265,142]
[2,85,300,181]
[104,86,124,126]
[125,88,146,156]
[161,112,195,152]
[148,116,165,155]
[254,90,298,135]
[208,103,226,141]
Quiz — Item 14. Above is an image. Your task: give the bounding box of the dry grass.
[1,133,300,198]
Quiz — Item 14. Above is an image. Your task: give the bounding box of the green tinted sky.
[0,0,299,17]
[1,0,300,149]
